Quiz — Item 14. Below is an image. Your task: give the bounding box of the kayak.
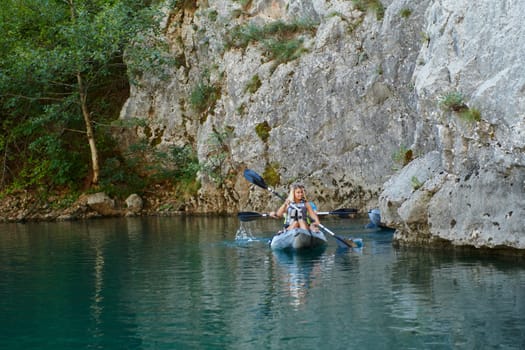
[269,228,327,250]
[366,208,393,230]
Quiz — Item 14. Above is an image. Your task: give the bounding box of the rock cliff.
[119,0,525,249]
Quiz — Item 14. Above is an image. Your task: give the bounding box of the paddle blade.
[333,234,356,248]
[318,223,355,249]
[244,169,268,190]
[329,208,358,218]
[237,211,263,222]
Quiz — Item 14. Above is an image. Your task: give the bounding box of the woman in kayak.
[270,183,321,232]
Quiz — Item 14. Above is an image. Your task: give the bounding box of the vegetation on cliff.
[0,0,194,209]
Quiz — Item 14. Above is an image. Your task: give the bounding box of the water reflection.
[271,249,325,309]
[89,237,105,341]
[1,217,524,349]
[385,248,525,348]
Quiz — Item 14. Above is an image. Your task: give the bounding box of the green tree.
[0,0,167,190]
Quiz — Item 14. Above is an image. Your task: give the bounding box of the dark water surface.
[0,216,524,349]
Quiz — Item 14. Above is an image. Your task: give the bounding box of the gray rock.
[86,192,118,216]
[117,0,525,250]
[125,194,144,213]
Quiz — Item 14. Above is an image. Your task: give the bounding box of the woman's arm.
[306,202,320,226]
[271,201,289,218]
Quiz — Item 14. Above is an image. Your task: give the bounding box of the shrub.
[165,145,200,183]
[411,176,423,190]
[400,7,412,18]
[225,19,318,63]
[190,81,220,115]
[263,164,280,187]
[255,121,271,142]
[201,128,233,187]
[439,91,468,112]
[459,107,481,122]
[439,92,482,123]
[393,146,414,167]
[208,10,218,22]
[245,74,262,94]
[263,38,307,64]
[352,0,385,20]
[421,32,430,46]
[99,156,148,198]
[99,142,200,198]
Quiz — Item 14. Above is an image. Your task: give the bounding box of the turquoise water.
[0,216,524,349]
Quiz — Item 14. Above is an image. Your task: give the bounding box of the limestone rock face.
[119,0,525,249]
[379,1,525,249]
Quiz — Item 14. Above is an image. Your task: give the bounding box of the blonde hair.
[287,182,306,202]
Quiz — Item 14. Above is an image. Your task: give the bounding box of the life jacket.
[284,200,307,226]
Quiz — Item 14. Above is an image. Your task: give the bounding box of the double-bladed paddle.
[243,169,357,248]
[319,207,358,218]
[237,208,357,222]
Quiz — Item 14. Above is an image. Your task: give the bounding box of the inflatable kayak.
[269,228,327,250]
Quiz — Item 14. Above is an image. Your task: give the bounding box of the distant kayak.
[366,208,393,230]
[269,228,327,250]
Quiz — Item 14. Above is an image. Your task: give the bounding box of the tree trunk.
[67,0,100,187]
[77,73,100,186]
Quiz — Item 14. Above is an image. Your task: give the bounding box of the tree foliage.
[0,0,169,192]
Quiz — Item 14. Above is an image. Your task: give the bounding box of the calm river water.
[0,216,524,349]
